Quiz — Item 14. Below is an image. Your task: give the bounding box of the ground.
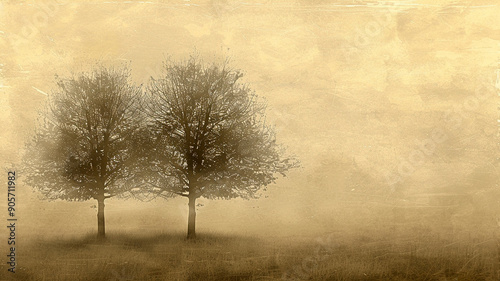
[2,226,498,281]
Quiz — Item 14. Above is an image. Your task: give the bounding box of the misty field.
[5,226,499,281]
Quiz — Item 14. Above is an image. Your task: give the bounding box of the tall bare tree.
[24,66,144,238]
[147,56,298,239]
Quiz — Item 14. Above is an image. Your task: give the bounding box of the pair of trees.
[24,57,298,239]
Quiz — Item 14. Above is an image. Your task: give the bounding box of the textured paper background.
[0,0,500,278]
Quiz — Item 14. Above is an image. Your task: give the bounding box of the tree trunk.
[187,196,196,239]
[98,133,109,240]
[97,195,105,239]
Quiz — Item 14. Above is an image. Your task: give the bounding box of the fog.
[1,0,500,242]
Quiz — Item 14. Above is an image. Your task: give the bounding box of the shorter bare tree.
[24,65,144,238]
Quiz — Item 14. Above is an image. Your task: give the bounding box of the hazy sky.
[1,0,499,237]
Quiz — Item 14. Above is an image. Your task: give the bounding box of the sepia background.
[1,0,500,279]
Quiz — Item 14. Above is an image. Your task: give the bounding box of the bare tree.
[147,56,298,239]
[23,65,144,239]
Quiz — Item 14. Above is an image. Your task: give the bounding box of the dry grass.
[3,226,499,281]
